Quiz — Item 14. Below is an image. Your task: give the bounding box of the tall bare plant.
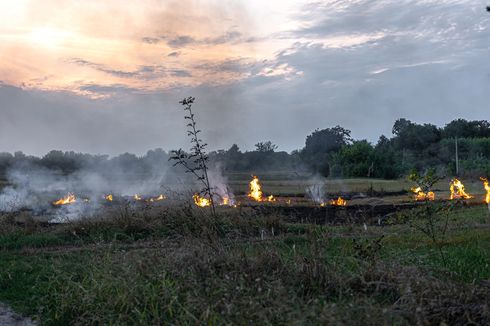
[408,169,451,265]
[170,97,216,215]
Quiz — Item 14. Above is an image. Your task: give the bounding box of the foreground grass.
[0,205,489,325]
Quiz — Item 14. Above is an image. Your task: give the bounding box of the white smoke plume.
[305,175,326,205]
[0,155,173,221]
[208,164,235,206]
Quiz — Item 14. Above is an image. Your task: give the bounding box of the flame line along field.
[12,176,490,218]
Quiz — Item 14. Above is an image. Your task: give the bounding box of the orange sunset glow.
[0,0,386,99]
[0,1,291,97]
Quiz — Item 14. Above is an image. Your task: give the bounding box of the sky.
[0,0,489,156]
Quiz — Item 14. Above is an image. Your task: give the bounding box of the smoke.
[207,163,235,205]
[0,154,175,221]
[305,175,326,205]
[0,150,241,220]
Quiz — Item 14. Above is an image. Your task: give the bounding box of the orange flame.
[411,187,435,201]
[148,194,166,202]
[248,176,275,202]
[330,196,347,206]
[450,178,473,200]
[105,194,113,201]
[193,194,211,207]
[248,176,263,201]
[480,177,490,205]
[53,193,76,206]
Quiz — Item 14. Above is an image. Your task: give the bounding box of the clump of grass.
[0,205,489,324]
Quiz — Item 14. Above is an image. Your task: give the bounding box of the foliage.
[0,118,489,179]
[254,141,278,152]
[170,97,215,214]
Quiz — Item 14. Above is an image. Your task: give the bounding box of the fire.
[248,176,276,202]
[148,194,166,202]
[193,194,211,207]
[450,178,473,200]
[221,196,229,206]
[411,187,435,201]
[248,176,263,201]
[133,194,142,201]
[53,193,76,206]
[330,196,347,206]
[105,194,113,201]
[481,177,490,206]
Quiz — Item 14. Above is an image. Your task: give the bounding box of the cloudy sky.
[0,0,489,155]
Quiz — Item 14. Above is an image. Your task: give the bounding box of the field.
[0,177,489,325]
[0,174,489,325]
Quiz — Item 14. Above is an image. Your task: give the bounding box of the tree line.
[0,118,489,179]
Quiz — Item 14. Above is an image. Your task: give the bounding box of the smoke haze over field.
[0,1,489,155]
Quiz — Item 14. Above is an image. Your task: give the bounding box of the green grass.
[0,204,489,325]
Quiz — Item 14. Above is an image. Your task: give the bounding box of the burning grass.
[450,178,473,200]
[0,204,489,325]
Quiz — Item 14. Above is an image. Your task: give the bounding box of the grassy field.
[0,202,489,325]
[223,173,488,197]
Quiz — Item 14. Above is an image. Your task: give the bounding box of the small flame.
[320,202,326,207]
[330,196,347,206]
[134,194,142,201]
[450,178,473,200]
[267,195,276,202]
[221,196,229,206]
[53,193,76,206]
[105,194,113,201]
[480,177,490,206]
[411,187,435,201]
[148,194,166,202]
[193,194,211,207]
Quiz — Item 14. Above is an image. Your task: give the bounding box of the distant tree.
[254,141,278,152]
[391,119,441,151]
[301,126,352,176]
[392,118,412,136]
[228,144,241,154]
[331,140,375,177]
[442,119,490,139]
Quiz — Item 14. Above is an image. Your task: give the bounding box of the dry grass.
[0,204,489,325]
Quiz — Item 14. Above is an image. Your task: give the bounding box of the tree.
[301,126,352,176]
[442,119,490,139]
[331,140,375,177]
[254,141,278,152]
[391,119,441,151]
